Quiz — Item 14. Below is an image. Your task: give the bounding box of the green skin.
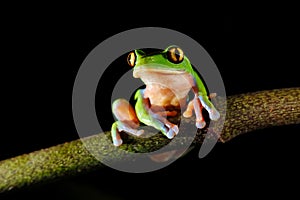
[111,46,220,146]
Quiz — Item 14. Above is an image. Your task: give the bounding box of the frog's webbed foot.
[208,108,220,121]
[111,99,143,146]
[148,112,179,139]
[165,123,179,139]
[117,121,144,136]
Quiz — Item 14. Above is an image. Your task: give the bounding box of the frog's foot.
[113,137,122,147]
[118,121,144,136]
[145,112,179,139]
[208,108,220,121]
[147,118,179,139]
[150,108,179,138]
[165,123,179,139]
[198,95,220,121]
[111,122,123,146]
[196,119,206,129]
[111,121,144,146]
[183,97,206,128]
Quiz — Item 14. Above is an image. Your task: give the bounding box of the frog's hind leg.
[111,99,143,146]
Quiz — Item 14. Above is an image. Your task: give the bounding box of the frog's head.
[128,46,193,78]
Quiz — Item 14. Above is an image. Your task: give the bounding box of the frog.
[111,45,220,146]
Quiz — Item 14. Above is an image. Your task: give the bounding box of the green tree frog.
[111,46,220,146]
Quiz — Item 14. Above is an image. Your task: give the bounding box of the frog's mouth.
[133,65,186,78]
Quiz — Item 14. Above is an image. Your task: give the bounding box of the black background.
[1,8,299,200]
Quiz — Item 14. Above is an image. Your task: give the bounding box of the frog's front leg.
[183,93,220,129]
[111,99,144,146]
[183,94,206,129]
[135,89,179,139]
[198,93,220,121]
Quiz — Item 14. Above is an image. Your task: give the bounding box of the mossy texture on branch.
[0,88,299,193]
[221,88,300,141]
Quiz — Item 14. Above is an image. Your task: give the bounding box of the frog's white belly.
[136,70,193,107]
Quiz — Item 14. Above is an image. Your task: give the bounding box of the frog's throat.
[133,66,186,78]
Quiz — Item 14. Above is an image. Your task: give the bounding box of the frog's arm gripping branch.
[190,71,220,121]
[0,88,299,193]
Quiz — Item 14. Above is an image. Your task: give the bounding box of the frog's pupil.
[175,48,181,60]
[168,47,183,63]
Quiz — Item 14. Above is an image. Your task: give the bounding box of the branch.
[0,88,299,193]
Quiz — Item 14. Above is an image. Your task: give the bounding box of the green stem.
[0,88,299,193]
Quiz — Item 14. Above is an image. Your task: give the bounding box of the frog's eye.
[127,51,136,67]
[167,46,184,64]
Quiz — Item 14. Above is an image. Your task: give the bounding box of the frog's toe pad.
[172,125,179,135]
[183,110,193,118]
[166,124,179,135]
[196,120,206,129]
[209,109,220,121]
[166,130,175,139]
[135,129,144,137]
[113,138,123,146]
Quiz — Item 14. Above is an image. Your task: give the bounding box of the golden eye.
[167,46,184,64]
[127,51,136,67]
